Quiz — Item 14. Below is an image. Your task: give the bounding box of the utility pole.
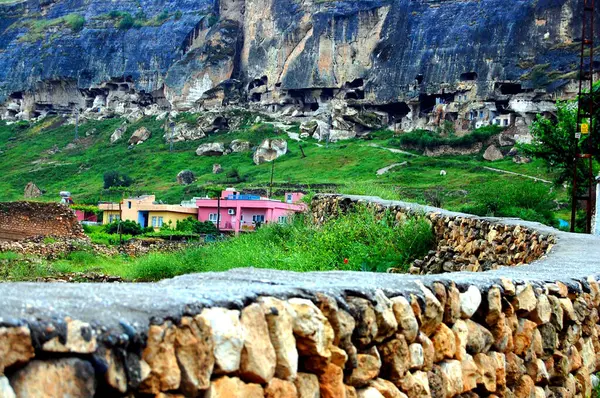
[594,174,600,236]
[216,195,221,233]
[169,121,175,152]
[269,158,275,198]
[74,107,79,141]
[570,0,595,233]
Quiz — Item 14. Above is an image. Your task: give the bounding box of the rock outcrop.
[176,170,196,185]
[196,142,225,156]
[23,182,42,199]
[483,145,504,161]
[0,0,591,136]
[129,127,151,145]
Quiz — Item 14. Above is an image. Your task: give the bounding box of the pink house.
[196,188,307,234]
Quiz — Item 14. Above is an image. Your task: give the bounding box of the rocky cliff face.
[0,0,595,135]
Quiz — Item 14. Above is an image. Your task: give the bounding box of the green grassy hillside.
[0,114,570,227]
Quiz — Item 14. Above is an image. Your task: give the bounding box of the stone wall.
[311,194,556,274]
[0,195,599,397]
[0,201,86,242]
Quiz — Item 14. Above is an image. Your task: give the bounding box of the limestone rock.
[177,170,196,185]
[430,324,456,362]
[0,376,15,398]
[205,376,263,398]
[0,326,35,374]
[294,373,320,398]
[391,296,419,343]
[313,120,331,141]
[129,126,151,145]
[253,138,288,165]
[513,318,537,356]
[289,298,334,359]
[372,290,399,342]
[417,333,435,371]
[379,334,410,383]
[329,129,357,142]
[485,286,503,325]
[260,297,298,380]
[460,286,482,319]
[196,142,226,156]
[199,308,243,374]
[110,123,127,143]
[169,123,206,142]
[409,343,424,369]
[140,323,181,393]
[23,182,43,199]
[300,120,318,136]
[369,378,408,398]
[465,320,493,354]
[264,378,298,398]
[102,348,128,394]
[439,360,463,397]
[42,319,97,354]
[444,285,461,325]
[348,297,378,347]
[398,371,430,398]
[474,353,496,392]
[212,164,222,174]
[175,316,214,394]
[346,385,359,398]
[415,284,443,336]
[460,354,479,392]
[452,319,469,361]
[240,303,276,384]
[483,145,504,161]
[346,347,381,387]
[230,140,251,152]
[319,363,345,398]
[10,358,95,397]
[513,284,537,314]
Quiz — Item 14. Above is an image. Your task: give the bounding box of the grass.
[14,13,85,42]
[0,206,434,281]
[0,114,570,227]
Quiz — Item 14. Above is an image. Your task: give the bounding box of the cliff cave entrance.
[460,72,478,81]
[495,82,523,95]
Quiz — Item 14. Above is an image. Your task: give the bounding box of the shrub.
[103,170,133,189]
[65,14,85,32]
[174,10,183,20]
[118,13,134,29]
[104,220,143,236]
[176,217,218,234]
[391,125,502,151]
[156,9,169,22]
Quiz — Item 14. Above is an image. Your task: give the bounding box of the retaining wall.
[0,195,599,398]
[0,201,85,242]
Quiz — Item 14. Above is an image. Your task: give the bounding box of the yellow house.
[98,195,197,230]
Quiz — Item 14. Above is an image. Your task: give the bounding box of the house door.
[138,211,149,228]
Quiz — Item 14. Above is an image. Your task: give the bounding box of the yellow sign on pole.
[581,123,590,134]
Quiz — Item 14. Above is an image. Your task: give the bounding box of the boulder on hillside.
[167,124,206,143]
[230,140,251,153]
[483,144,504,161]
[253,138,288,165]
[196,142,226,156]
[177,170,196,185]
[300,120,318,136]
[213,164,223,174]
[329,129,357,142]
[129,127,151,145]
[513,155,531,164]
[313,120,331,142]
[24,182,43,199]
[199,113,229,134]
[110,123,127,144]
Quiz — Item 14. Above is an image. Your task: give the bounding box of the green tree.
[519,83,600,189]
[103,171,133,189]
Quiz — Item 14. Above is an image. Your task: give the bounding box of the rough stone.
[129,126,151,145]
[42,319,97,354]
[10,358,96,398]
[379,334,410,383]
[110,123,127,143]
[0,376,15,398]
[23,182,43,199]
[513,284,537,314]
[176,170,196,185]
[230,140,251,153]
[175,316,214,394]
[140,322,181,394]
[318,363,345,398]
[372,290,399,342]
[253,138,288,165]
[196,142,226,156]
[348,297,378,347]
[346,347,382,387]
[483,145,504,161]
[264,378,298,398]
[199,308,243,374]
[459,286,482,319]
[294,373,320,398]
[240,303,276,384]
[430,324,456,362]
[391,296,419,343]
[465,319,493,354]
[289,298,334,359]
[205,376,263,398]
[398,371,430,398]
[260,297,298,380]
[369,378,407,398]
[0,326,35,374]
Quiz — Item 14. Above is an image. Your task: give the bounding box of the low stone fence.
[0,195,599,397]
[311,194,556,274]
[0,201,85,242]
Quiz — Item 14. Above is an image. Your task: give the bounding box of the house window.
[479,111,485,118]
[128,201,132,209]
[278,216,288,224]
[151,216,157,227]
[158,217,164,227]
[286,194,293,203]
[109,214,120,223]
[252,215,265,223]
[503,119,508,126]
[209,213,219,222]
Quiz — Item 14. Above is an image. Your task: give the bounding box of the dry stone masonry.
[0,195,599,397]
[0,201,85,242]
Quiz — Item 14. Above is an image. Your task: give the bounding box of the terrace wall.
[0,195,599,398]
